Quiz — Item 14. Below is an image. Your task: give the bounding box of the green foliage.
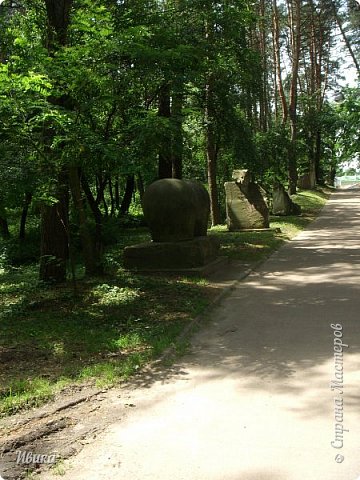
[0,237,40,267]
[336,85,360,163]
[91,283,141,306]
[0,63,56,207]
[254,124,290,188]
[0,1,356,277]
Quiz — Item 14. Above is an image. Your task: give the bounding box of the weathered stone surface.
[225,180,269,231]
[142,179,210,243]
[272,183,301,216]
[125,179,219,273]
[259,185,270,206]
[232,169,252,186]
[124,236,220,270]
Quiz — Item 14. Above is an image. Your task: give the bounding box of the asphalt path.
[42,188,360,480]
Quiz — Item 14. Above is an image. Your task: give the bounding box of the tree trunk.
[69,166,103,276]
[39,173,69,283]
[204,15,221,226]
[109,178,115,216]
[39,0,74,282]
[306,5,318,190]
[272,0,288,124]
[314,128,323,184]
[120,174,135,215]
[136,173,145,203]
[114,179,120,210]
[287,0,301,194]
[80,173,103,259]
[19,192,32,240]
[258,0,269,132]
[44,0,73,48]
[0,215,10,239]
[205,77,221,226]
[171,88,183,179]
[329,165,336,187]
[95,174,109,216]
[332,5,360,74]
[288,115,298,194]
[206,126,221,226]
[158,83,172,179]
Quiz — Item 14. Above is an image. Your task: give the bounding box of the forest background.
[0,0,359,281]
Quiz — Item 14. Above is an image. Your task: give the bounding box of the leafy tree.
[336,85,360,164]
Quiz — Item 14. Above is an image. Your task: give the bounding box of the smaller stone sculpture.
[272,182,301,216]
[225,170,269,230]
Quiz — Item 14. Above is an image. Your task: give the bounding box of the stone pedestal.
[225,181,269,231]
[124,236,220,272]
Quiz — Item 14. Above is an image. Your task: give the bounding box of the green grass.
[0,264,210,416]
[50,459,66,476]
[0,188,330,417]
[210,187,330,263]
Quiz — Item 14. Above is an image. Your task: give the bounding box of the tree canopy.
[0,0,359,280]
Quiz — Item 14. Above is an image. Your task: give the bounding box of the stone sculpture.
[124,178,220,272]
[225,170,269,230]
[142,179,210,242]
[272,182,301,216]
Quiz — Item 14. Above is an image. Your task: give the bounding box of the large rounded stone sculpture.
[142,179,210,242]
[124,178,220,273]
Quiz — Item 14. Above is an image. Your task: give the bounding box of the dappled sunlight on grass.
[0,267,210,416]
[0,188,331,416]
[292,188,329,210]
[90,283,141,306]
[210,229,284,262]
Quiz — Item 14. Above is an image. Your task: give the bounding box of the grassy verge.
[0,188,330,417]
[210,187,331,262]
[0,268,210,416]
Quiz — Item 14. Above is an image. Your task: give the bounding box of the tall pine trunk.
[158,83,172,179]
[137,173,145,202]
[109,178,115,216]
[205,77,221,226]
[171,88,183,179]
[287,0,301,194]
[315,128,323,184]
[258,0,270,132]
[272,0,288,124]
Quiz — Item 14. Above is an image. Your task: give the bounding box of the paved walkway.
[43,189,360,480]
